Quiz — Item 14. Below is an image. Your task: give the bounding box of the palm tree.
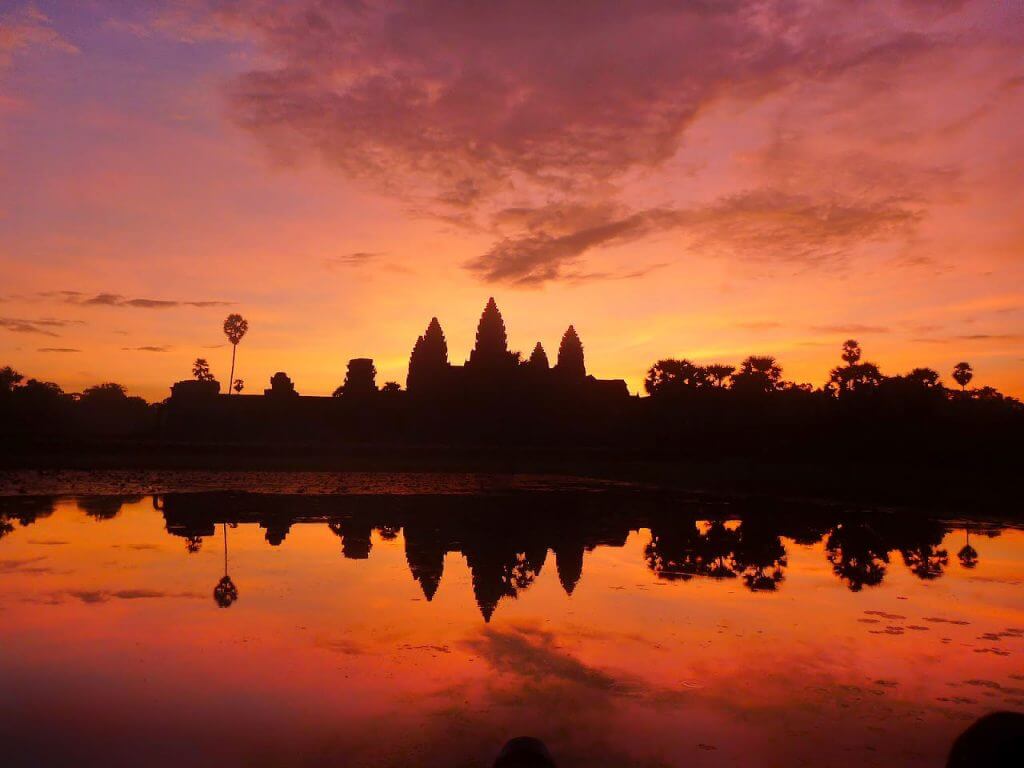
[731,355,783,394]
[841,339,862,365]
[952,362,973,391]
[644,358,701,395]
[703,363,735,388]
[223,314,249,395]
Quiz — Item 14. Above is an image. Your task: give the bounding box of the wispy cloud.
[1,316,83,336]
[810,325,892,334]
[0,318,58,336]
[121,345,171,352]
[64,589,202,604]
[954,333,1024,341]
[60,292,232,309]
[0,556,52,574]
[468,192,920,285]
[0,6,79,71]
[327,251,384,268]
[37,347,80,353]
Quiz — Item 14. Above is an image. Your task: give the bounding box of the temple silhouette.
[407,297,628,400]
[156,297,632,444]
[169,297,626,408]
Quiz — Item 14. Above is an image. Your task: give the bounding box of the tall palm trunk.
[229,344,237,394]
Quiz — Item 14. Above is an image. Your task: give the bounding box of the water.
[1,475,1021,767]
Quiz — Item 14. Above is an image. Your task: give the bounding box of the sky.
[1,0,1022,401]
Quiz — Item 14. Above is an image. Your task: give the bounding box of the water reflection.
[1,488,1021,768]
[2,491,1009,621]
[0,495,55,536]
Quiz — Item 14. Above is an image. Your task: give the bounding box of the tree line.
[644,339,1000,401]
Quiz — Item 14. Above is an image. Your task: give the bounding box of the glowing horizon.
[2,1,1022,402]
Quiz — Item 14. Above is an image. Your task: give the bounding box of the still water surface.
[1,475,1021,767]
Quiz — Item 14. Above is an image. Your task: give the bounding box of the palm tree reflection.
[213,522,238,608]
[958,528,979,569]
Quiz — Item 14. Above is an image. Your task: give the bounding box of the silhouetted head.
[494,737,555,768]
[947,711,1024,767]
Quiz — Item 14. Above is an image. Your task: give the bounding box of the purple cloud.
[151,0,1018,285]
[0,6,78,71]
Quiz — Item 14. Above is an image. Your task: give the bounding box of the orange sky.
[1,1,1022,401]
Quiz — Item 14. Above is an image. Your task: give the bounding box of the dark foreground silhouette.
[494,738,556,768]
[493,711,1024,768]
[2,300,1021,505]
[946,712,1024,768]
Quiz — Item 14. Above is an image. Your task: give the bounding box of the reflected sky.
[0,487,1022,767]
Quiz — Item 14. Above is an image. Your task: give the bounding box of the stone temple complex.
[406,298,629,400]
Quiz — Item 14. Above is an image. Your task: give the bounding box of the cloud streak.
[65,589,202,604]
[810,325,892,335]
[62,292,232,309]
[0,317,83,336]
[327,251,384,268]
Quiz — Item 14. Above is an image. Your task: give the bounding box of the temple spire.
[528,342,549,370]
[468,297,509,367]
[407,317,450,392]
[555,325,585,378]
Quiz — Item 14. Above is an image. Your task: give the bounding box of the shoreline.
[2,441,1017,513]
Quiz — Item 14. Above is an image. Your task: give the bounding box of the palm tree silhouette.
[703,364,735,388]
[213,522,238,608]
[223,314,249,395]
[841,339,862,365]
[957,528,979,569]
[952,361,973,391]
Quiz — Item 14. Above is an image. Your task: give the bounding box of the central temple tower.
[467,297,513,369]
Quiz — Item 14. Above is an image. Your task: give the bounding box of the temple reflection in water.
[0,491,1004,621]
